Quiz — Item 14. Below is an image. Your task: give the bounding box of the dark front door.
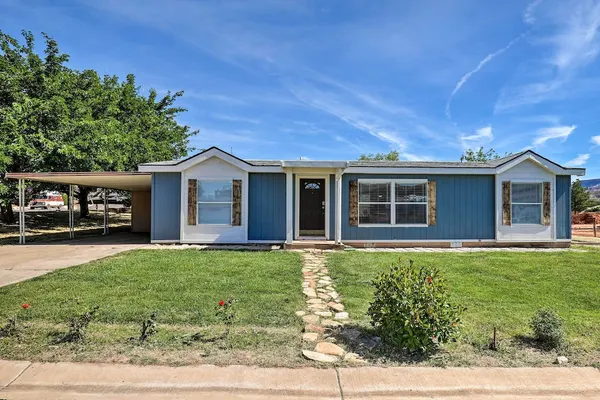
[299,179,325,235]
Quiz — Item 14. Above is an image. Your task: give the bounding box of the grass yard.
[328,247,600,367]
[0,250,306,366]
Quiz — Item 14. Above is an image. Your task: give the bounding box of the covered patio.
[5,172,151,244]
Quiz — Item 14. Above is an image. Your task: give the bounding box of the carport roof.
[5,172,151,191]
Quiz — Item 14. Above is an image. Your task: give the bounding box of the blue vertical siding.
[329,174,335,240]
[248,173,287,241]
[342,174,495,241]
[151,172,181,241]
[556,175,571,239]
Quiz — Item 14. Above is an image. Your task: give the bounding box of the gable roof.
[138,147,585,176]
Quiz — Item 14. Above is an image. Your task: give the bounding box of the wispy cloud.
[459,125,494,149]
[496,0,600,112]
[566,153,590,166]
[591,135,600,146]
[533,125,576,146]
[445,34,524,119]
[284,77,453,160]
[524,0,544,24]
[212,113,260,124]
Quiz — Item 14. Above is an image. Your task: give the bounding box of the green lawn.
[0,250,305,366]
[328,247,600,366]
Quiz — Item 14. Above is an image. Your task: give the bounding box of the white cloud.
[566,153,590,166]
[533,125,576,146]
[445,34,525,119]
[496,0,600,112]
[524,0,544,24]
[212,113,260,124]
[591,135,600,146]
[551,0,600,71]
[459,125,494,149]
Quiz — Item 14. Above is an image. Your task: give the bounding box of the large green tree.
[571,179,597,213]
[460,147,501,163]
[0,30,197,222]
[358,150,400,161]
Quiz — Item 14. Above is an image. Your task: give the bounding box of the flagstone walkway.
[296,250,365,364]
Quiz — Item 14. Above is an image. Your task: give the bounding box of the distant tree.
[359,150,400,161]
[460,147,501,163]
[571,180,597,213]
[0,30,197,222]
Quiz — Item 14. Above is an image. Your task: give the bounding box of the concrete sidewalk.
[1,360,600,399]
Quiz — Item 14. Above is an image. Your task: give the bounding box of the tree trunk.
[78,186,90,218]
[0,202,16,224]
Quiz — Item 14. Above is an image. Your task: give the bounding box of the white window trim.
[197,178,233,226]
[358,179,429,227]
[510,182,543,226]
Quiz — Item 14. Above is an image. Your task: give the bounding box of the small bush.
[59,306,99,343]
[138,312,157,343]
[367,260,465,353]
[0,317,18,338]
[531,308,564,349]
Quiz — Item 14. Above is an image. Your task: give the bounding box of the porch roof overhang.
[5,172,152,191]
[281,160,348,168]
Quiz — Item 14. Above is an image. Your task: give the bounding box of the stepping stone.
[315,311,333,317]
[306,298,323,304]
[303,288,317,297]
[322,319,342,328]
[325,286,335,291]
[318,294,331,301]
[344,352,368,364]
[295,311,306,317]
[302,282,310,288]
[328,292,339,299]
[308,304,328,310]
[302,314,320,324]
[315,342,345,356]
[302,332,319,342]
[327,302,344,312]
[305,324,325,333]
[302,350,338,363]
[334,312,349,320]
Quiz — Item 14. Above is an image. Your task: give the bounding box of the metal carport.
[5,172,151,244]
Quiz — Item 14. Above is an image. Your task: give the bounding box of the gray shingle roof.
[140,147,583,172]
[347,160,491,168]
[245,160,283,166]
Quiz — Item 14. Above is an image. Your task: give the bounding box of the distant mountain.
[582,178,600,200]
[581,179,600,188]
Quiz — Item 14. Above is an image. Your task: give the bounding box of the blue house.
[139,147,584,248]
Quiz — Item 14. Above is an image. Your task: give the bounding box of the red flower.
[22,303,30,309]
[219,300,225,307]
[426,276,433,284]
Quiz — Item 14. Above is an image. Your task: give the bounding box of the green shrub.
[531,308,564,349]
[367,260,465,353]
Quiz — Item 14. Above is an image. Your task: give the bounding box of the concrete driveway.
[0,232,149,287]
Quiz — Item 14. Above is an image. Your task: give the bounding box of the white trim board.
[295,174,330,240]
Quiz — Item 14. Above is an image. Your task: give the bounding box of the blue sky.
[1,0,600,177]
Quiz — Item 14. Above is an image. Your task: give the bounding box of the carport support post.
[18,178,25,244]
[102,188,109,235]
[68,185,74,239]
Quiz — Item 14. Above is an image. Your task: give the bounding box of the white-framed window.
[358,179,428,226]
[511,182,542,225]
[197,180,232,225]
